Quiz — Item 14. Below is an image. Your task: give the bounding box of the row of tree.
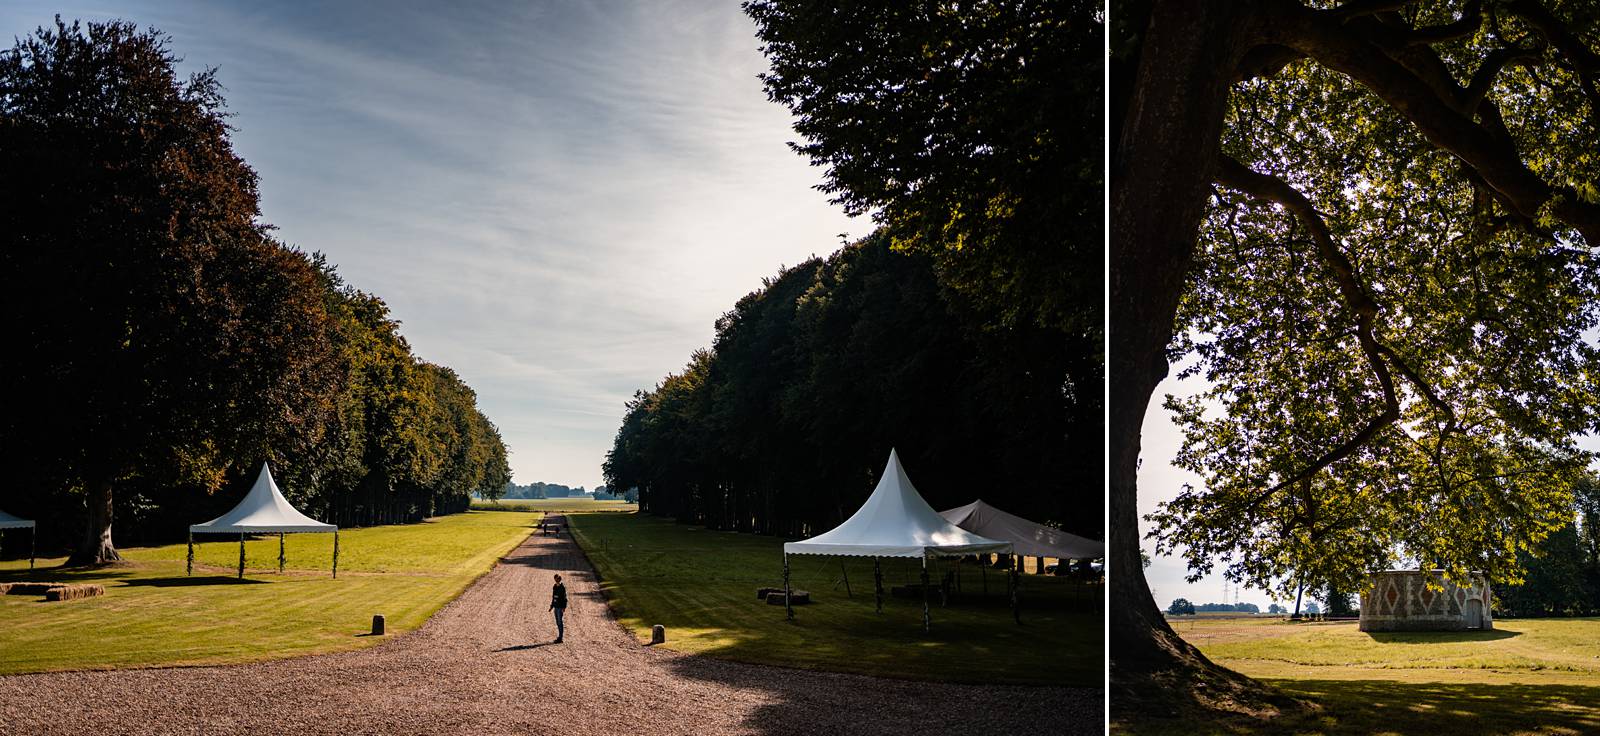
[1497,477,1600,617]
[602,233,1097,540]
[0,19,509,564]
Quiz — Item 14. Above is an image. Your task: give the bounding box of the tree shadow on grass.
[1365,628,1520,643]
[1273,678,1600,735]
[1120,678,1600,735]
[0,566,137,584]
[121,576,268,587]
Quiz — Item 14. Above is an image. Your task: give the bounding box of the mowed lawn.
[473,498,637,513]
[568,512,1100,687]
[0,510,539,675]
[1129,615,1600,735]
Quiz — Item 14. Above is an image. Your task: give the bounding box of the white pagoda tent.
[0,508,36,570]
[783,449,1012,630]
[188,463,338,579]
[940,499,1103,561]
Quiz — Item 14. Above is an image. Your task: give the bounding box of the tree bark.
[68,476,120,566]
[1111,0,1282,717]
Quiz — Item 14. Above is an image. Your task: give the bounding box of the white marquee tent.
[783,449,1013,630]
[940,499,1103,561]
[188,463,338,579]
[0,508,36,569]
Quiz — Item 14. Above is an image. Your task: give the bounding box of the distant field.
[472,498,637,513]
[1123,615,1600,735]
[0,510,539,675]
[568,511,1100,687]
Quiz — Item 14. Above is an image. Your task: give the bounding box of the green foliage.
[1497,476,1600,616]
[603,234,1094,538]
[1169,598,1197,615]
[1149,3,1600,602]
[744,0,1102,338]
[0,19,509,558]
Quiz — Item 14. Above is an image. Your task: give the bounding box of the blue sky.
[1,1,869,488]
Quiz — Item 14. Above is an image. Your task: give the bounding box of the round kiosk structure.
[1359,570,1492,632]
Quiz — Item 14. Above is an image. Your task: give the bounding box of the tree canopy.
[0,18,508,563]
[1112,0,1600,710]
[604,234,1093,539]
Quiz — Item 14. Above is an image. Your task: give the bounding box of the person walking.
[550,573,568,643]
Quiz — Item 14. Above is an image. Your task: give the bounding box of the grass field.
[568,512,1101,687]
[1126,614,1600,735]
[472,498,637,513]
[0,510,539,675]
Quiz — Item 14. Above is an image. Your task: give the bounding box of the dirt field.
[0,531,1099,735]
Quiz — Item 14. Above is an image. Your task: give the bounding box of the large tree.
[0,19,344,564]
[1113,0,1600,716]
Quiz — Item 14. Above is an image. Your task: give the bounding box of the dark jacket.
[551,582,567,609]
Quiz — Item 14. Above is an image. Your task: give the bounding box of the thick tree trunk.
[68,476,121,566]
[1111,0,1293,720]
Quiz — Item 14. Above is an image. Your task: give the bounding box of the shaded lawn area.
[568,512,1100,687]
[1117,616,1600,735]
[0,510,539,675]
[473,498,638,513]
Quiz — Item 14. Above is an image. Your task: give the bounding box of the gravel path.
[0,530,1102,735]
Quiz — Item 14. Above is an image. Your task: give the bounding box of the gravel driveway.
[0,530,1102,735]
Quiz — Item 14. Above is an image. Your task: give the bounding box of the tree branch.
[1404,0,1483,46]
[1271,0,1600,246]
[1214,154,1400,495]
[1504,0,1600,115]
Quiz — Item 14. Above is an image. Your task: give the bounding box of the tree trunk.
[1111,0,1294,720]
[68,476,121,566]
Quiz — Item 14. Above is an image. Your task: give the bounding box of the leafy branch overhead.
[1149,0,1600,600]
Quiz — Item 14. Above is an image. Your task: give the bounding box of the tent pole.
[238,532,246,579]
[783,553,793,621]
[186,530,194,576]
[873,558,884,614]
[1010,553,1021,625]
[920,556,931,633]
[332,529,340,579]
[840,558,851,598]
[29,527,36,571]
[278,532,285,574]
[981,557,988,595]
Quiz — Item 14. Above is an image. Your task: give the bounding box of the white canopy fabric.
[784,449,1012,559]
[0,508,34,529]
[190,463,335,534]
[940,499,1103,559]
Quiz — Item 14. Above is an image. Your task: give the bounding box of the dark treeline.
[0,19,509,564]
[603,234,1098,540]
[1497,477,1600,617]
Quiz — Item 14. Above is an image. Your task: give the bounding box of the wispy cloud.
[2,0,868,487]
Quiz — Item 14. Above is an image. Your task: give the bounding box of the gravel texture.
[0,531,1102,735]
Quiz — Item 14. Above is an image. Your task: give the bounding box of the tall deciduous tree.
[1113,0,1600,716]
[0,19,344,564]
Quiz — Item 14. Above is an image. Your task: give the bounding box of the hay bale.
[765,590,810,605]
[755,586,783,600]
[43,584,104,602]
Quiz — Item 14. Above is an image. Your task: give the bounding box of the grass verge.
[0,510,539,675]
[568,511,1100,687]
[1118,615,1600,735]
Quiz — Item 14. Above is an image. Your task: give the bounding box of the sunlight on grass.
[1118,615,1600,734]
[0,510,538,675]
[569,512,1100,686]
